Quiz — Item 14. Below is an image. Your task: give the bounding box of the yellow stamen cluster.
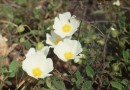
[62,24,72,33]
[64,52,74,60]
[32,67,42,77]
[54,38,62,45]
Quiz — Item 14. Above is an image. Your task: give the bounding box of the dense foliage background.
[0,0,130,90]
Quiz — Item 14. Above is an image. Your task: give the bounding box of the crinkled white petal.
[54,41,68,61]
[59,12,71,23]
[46,33,54,46]
[51,31,63,45]
[53,17,62,29]
[43,58,54,73]
[65,36,72,39]
[72,41,83,55]
[70,18,80,30]
[25,48,36,57]
[23,53,46,71]
[40,46,50,56]
[41,74,52,79]
[54,29,66,38]
[51,31,61,39]
[63,39,82,55]
[46,31,63,47]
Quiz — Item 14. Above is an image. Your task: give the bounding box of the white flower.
[53,12,80,38]
[54,39,83,62]
[46,31,63,47]
[46,31,71,48]
[22,47,53,79]
[113,0,120,6]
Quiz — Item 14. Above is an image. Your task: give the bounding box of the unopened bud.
[19,37,25,43]
[36,42,44,50]
[17,25,25,33]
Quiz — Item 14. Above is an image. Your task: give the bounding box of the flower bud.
[111,27,119,38]
[17,25,25,33]
[112,63,120,72]
[97,39,105,45]
[36,42,44,50]
[19,37,25,43]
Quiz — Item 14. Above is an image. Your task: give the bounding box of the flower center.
[54,38,62,45]
[32,67,42,77]
[64,52,74,60]
[62,24,72,33]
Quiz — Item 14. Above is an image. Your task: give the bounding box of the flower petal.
[46,33,54,46]
[44,58,54,73]
[59,12,71,23]
[70,18,80,29]
[54,41,68,61]
[25,48,36,57]
[53,17,62,29]
[54,29,66,38]
[40,46,50,56]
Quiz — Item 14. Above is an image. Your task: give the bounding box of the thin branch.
[0,20,18,27]
[23,25,39,43]
[102,30,110,71]
[77,6,87,40]
[86,20,117,23]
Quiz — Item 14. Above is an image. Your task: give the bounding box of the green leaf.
[33,9,41,19]
[41,87,50,90]
[46,77,53,89]
[0,67,8,74]
[82,81,92,90]
[85,66,94,78]
[123,49,130,62]
[16,0,27,5]
[14,18,23,24]
[111,81,123,90]
[2,5,10,14]
[1,5,14,20]
[9,60,18,72]
[37,79,45,85]
[127,66,130,72]
[24,41,31,50]
[121,79,129,86]
[52,78,66,90]
[5,81,12,86]
[9,60,18,77]
[75,70,83,86]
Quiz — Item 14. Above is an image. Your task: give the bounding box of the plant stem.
[0,20,18,27]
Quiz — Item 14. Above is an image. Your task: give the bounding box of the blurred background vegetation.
[0,0,130,90]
